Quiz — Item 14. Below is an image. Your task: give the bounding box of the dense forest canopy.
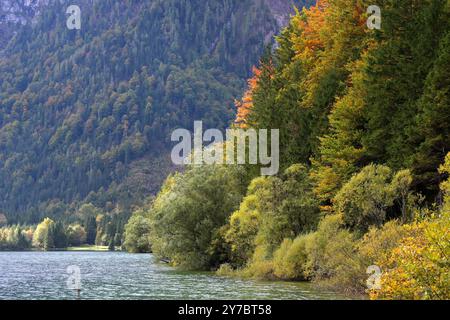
[0,0,310,227]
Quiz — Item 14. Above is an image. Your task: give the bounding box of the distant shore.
[66,245,111,252]
[0,245,113,252]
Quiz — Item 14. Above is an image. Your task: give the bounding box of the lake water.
[0,251,346,300]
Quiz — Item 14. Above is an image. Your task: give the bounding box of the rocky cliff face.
[260,0,313,44]
[1,0,44,24]
[264,0,303,27]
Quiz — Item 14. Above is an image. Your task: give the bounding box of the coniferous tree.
[410,30,450,193]
[361,0,448,169]
[85,216,97,245]
[49,222,68,249]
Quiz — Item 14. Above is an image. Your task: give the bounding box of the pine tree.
[85,216,97,245]
[50,222,68,249]
[361,0,448,169]
[410,30,450,193]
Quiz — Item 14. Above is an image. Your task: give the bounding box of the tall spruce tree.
[410,30,450,194]
[85,216,97,245]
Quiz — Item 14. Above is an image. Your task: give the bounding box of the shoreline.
[0,245,112,252]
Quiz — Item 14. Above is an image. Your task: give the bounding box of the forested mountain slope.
[0,0,309,224]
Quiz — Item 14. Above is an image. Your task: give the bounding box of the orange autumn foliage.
[292,0,328,63]
[235,66,261,128]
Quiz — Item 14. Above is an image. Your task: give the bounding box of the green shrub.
[273,234,313,280]
[241,244,276,279]
[66,224,87,247]
[123,210,152,253]
[149,165,246,270]
[216,263,235,277]
[225,193,261,267]
[334,164,414,232]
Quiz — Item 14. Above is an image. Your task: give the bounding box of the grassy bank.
[66,245,110,252]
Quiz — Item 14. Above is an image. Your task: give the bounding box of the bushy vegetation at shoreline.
[128,155,448,299]
[0,225,33,251]
[0,203,127,251]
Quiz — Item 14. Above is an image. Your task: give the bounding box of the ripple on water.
[0,251,347,300]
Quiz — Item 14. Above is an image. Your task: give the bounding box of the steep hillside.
[0,0,308,224]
